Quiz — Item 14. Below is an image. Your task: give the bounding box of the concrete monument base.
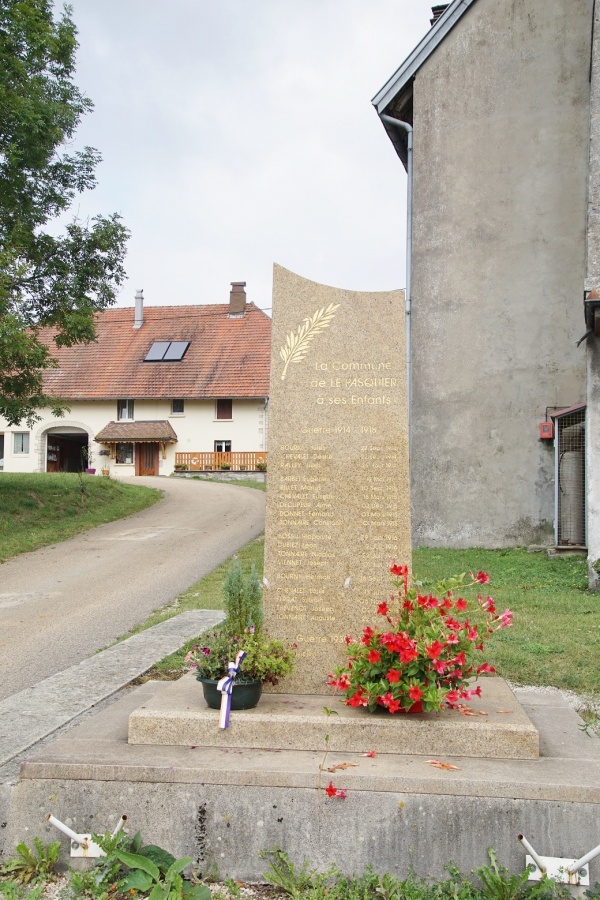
[4,677,600,883]
[128,675,539,760]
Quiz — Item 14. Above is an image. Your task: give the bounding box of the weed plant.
[261,847,599,900]
[0,837,60,886]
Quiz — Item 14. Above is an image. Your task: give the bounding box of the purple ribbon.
[217,650,247,729]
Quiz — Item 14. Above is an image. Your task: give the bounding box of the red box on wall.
[539,421,554,440]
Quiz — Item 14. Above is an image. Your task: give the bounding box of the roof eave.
[371,0,479,116]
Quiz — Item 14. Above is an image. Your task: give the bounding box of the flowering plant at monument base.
[185,559,295,687]
[185,626,295,685]
[327,563,513,714]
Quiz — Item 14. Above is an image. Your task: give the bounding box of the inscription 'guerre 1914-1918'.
[263,265,411,694]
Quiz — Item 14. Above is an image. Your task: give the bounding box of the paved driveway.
[0,477,265,700]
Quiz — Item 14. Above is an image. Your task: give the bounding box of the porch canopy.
[95,420,178,458]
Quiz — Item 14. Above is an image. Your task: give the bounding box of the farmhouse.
[0,283,271,477]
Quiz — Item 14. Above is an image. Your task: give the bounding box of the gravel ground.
[510,682,600,717]
[26,875,288,899]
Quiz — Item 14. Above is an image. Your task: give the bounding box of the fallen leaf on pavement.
[326,762,359,772]
[427,759,460,770]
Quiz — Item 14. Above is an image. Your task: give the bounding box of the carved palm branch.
[280,303,340,380]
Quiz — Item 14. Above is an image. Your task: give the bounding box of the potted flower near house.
[327,563,512,714]
[99,448,110,476]
[82,446,96,475]
[186,560,295,710]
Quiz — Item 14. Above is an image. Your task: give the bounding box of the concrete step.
[128,675,540,759]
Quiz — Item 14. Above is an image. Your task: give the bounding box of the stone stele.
[263,265,410,693]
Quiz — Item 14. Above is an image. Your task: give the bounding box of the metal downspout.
[381,115,413,430]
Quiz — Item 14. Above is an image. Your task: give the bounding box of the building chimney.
[134,289,144,329]
[430,4,449,25]
[229,281,246,316]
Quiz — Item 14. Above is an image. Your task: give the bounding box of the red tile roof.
[40,303,271,400]
[95,421,178,442]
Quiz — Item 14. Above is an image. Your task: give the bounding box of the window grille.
[554,406,586,547]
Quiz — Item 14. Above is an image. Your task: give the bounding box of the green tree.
[0,0,129,426]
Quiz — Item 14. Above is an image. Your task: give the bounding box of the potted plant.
[174,462,187,472]
[327,563,512,714]
[255,459,267,472]
[186,560,295,709]
[98,449,110,475]
[82,446,96,475]
[220,462,231,470]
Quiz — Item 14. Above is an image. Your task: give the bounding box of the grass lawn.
[413,547,598,699]
[134,540,600,705]
[0,472,161,562]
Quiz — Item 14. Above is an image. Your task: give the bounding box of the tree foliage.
[0,0,129,425]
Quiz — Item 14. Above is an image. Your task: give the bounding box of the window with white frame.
[216,398,232,420]
[214,440,232,452]
[13,432,30,454]
[117,399,134,420]
[115,442,134,464]
[171,399,185,415]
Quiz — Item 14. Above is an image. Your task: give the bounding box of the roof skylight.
[144,341,190,362]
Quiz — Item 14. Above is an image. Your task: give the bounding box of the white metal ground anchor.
[518,833,600,885]
[46,813,127,858]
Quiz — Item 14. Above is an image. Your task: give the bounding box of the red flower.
[483,596,496,613]
[347,689,367,708]
[380,692,401,713]
[477,662,495,674]
[445,690,460,706]
[425,640,445,660]
[367,649,381,664]
[344,635,353,645]
[433,659,447,674]
[399,645,419,664]
[387,668,401,683]
[325,781,337,797]
[474,571,490,584]
[377,601,389,616]
[361,626,375,645]
[327,673,351,690]
[408,684,423,702]
[455,597,467,612]
[390,562,408,578]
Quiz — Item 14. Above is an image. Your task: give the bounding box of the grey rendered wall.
[408,0,591,547]
[586,0,600,586]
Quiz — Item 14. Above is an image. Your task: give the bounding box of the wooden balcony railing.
[175,451,267,471]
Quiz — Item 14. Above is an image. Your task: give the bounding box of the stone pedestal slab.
[128,674,539,760]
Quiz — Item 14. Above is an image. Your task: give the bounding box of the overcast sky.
[63,1,436,312]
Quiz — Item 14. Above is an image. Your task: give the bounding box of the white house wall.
[0,398,267,475]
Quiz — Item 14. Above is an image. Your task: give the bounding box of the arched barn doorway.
[45,426,89,473]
